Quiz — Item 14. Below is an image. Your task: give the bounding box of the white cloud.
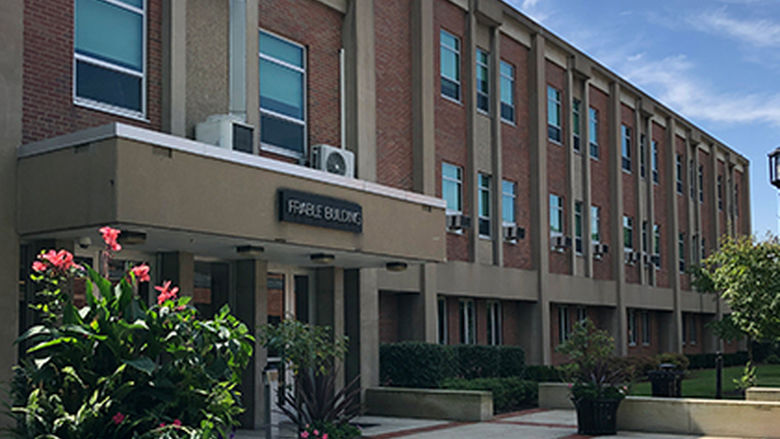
[521,0,541,8]
[505,0,551,24]
[690,8,780,48]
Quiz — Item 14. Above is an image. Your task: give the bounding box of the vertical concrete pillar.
[666,117,683,354]
[0,1,22,425]
[490,26,504,266]
[344,268,380,395]
[235,259,268,430]
[565,58,577,275]
[244,0,259,150]
[582,78,594,278]
[742,162,752,236]
[710,145,720,249]
[609,81,627,355]
[159,251,195,297]
[529,32,551,364]
[343,0,376,181]
[635,107,646,285]
[162,0,186,136]
[315,267,345,387]
[228,0,245,119]
[412,0,436,196]
[465,2,478,262]
[420,263,438,343]
[644,112,655,286]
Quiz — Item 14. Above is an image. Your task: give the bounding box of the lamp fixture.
[310,253,335,264]
[236,245,265,257]
[118,230,147,246]
[385,262,408,272]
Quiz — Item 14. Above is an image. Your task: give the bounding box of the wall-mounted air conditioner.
[624,250,640,265]
[310,144,355,178]
[593,243,609,259]
[551,235,572,252]
[195,114,254,153]
[503,225,525,242]
[446,213,471,232]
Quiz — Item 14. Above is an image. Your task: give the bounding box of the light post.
[770,147,780,189]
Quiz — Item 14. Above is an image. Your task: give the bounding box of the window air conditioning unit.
[551,235,572,252]
[624,250,640,265]
[503,225,525,242]
[446,213,472,231]
[592,243,609,259]
[195,114,254,153]
[651,254,661,266]
[310,144,355,178]
[642,252,652,266]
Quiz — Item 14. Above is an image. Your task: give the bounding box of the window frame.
[558,305,571,344]
[501,179,516,226]
[572,98,581,152]
[640,134,646,178]
[628,309,637,346]
[653,223,661,269]
[652,140,659,184]
[591,205,600,243]
[679,232,686,273]
[440,29,461,102]
[459,299,476,345]
[621,124,632,172]
[641,310,650,345]
[478,173,492,238]
[689,314,697,345]
[550,193,564,237]
[574,201,583,254]
[442,162,463,214]
[676,154,683,194]
[437,296,448,344]
[487,301,502,345]
[73,0,147,120]
[259,28,308,158]
[717,175,723,211]
[475,48,490,114]
[589,107,599,159]
[499,60,515,123]
[547,86,562,143]
[698,165,704,203]
[623,216,634,251]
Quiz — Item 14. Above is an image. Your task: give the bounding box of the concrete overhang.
[17,123,447,267]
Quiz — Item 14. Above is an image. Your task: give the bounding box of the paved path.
[236,408,754,439]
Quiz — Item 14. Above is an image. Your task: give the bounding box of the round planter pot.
[573,397,621,435]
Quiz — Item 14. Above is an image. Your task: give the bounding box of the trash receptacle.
[647,363,683,397]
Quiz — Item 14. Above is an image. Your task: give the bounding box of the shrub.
[609,355,659,380]
[686,353,717,370]
[379,342,456,388]
[765,354,780,364]
[656,352,689,371]
[498,345,526,377]
[440,377,537,413]
[523,365,563,382]
[453,345,501,379]
[723,351,749,367]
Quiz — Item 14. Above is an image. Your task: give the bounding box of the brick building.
[0,0,750,430]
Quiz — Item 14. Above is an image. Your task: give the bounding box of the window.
[459,299,476,344]
[701,237,706,261]
[550,194,563,236]
[621,125,632,172]
[442,163,463,213]
[653,223,661,269]
[641,311,650,345]
[679,233,686,273]
[572,99,581,152]
[438,297,447,344]
[628,309,637,346]
[478,173,491,237]
[640,135,646,178]
[652,140,659,183]
[682,313,687,345]
[623,216,634,251]
[558,306,570,344]
[440,30,460,101]
[676,154,683,194]
[260,30,306,156]
[547,86,562,143]
[589,107,599,158]
[576,306,587,323]
[698,165,704,203]
[689,314,697,345]
[574,201,583,254]
[74,0,145,116]
[500,61,515,122]
[690,159,696,199]
[476,49,489,113]
[502,180,516,225]
[591,205,601,243]
[641,220,649,253]
[735,184,740,217]
[487,301,502,345]
[717,175,723,210]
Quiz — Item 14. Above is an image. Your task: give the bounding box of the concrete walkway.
[236,408,757,439]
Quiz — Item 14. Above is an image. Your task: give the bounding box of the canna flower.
[99,226,122,251]
[112,412,125,425]
[32,260,47,272]
[155,280,179,305]
[322,434,328,439]
[38,249,79,272]
[159,422,166,428]
[313,430,319,436]
[130,264,151,282]
[173,419,182,427]
[300,432,309,439]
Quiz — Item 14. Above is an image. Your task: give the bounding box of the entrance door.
[266,266,314,363]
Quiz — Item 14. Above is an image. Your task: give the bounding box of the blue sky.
[507,0,780,237]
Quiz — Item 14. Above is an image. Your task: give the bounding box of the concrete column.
[529,32,551,364]
[245,0,260,150]
[692,139,703,257]
[343,0,376,181]
[666,117,683,354]
[359,269,379,394]
[315,267,345,387]
[158,251,195,297]
[162,0,186,136]
[490,26,503,266]
[235,259,268,430]
[565,58,577,275]
[465,3,478,262]
[582,78,594,278]
[420,263,438,343]
[411,0,436,196]
[228,0,245,120]
[743,162,752,236]
[609,81,627,356]
[0,1,22,424]
[635,108,646,285]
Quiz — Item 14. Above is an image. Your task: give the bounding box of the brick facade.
[546,61,569,275]
[652,122,670,288]
[676,135,691,291]
[590,86,612,280]
[621,104,638,284]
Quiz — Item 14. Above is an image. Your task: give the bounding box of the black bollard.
[716,351,723,399]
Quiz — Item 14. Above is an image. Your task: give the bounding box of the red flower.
[112,412,125,425]
[38,249,78,272]
[173,419,182,427]
[130,264,151,282]
[99,226,122,252]
[159,422,166,428]
[32,261,47,272]
[155,280,179,305]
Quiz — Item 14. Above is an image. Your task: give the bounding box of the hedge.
[440,377,537,413]
[522,365,562,382]
[380,343,526,388]
[686,351,748,369]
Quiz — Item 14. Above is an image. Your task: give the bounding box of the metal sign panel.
[278,189,363,233]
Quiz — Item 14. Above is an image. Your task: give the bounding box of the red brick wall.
[434,0,470,262]
[734,170,747,236]
[546,61,569,275]
[501,35,532,270]
[590,86,612,280]
[652,122,670,288]
[259,0,342,158]
[379,292,399,343]
[476,299,488,345]
[627,309,660,356]
[22,0,162,143]
[621,104,638,284]
[718,160,727,239]
[676,135,691,291]
[447,296,460,345]
[375,0,414,190]
[699,150,714,257]
[502,301,523,346]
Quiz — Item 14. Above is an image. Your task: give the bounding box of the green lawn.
[631,365,780,399]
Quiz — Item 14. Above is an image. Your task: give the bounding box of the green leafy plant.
[9,227,253,439]
[440,377,537,413]
[556,318,630,402]
[733,361,757,393]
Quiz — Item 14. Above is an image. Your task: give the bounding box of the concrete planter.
[364,387,493,422]
[538,382,574,409]
[745,386,780,402]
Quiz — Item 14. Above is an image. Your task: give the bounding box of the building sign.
[278,189,363,233]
